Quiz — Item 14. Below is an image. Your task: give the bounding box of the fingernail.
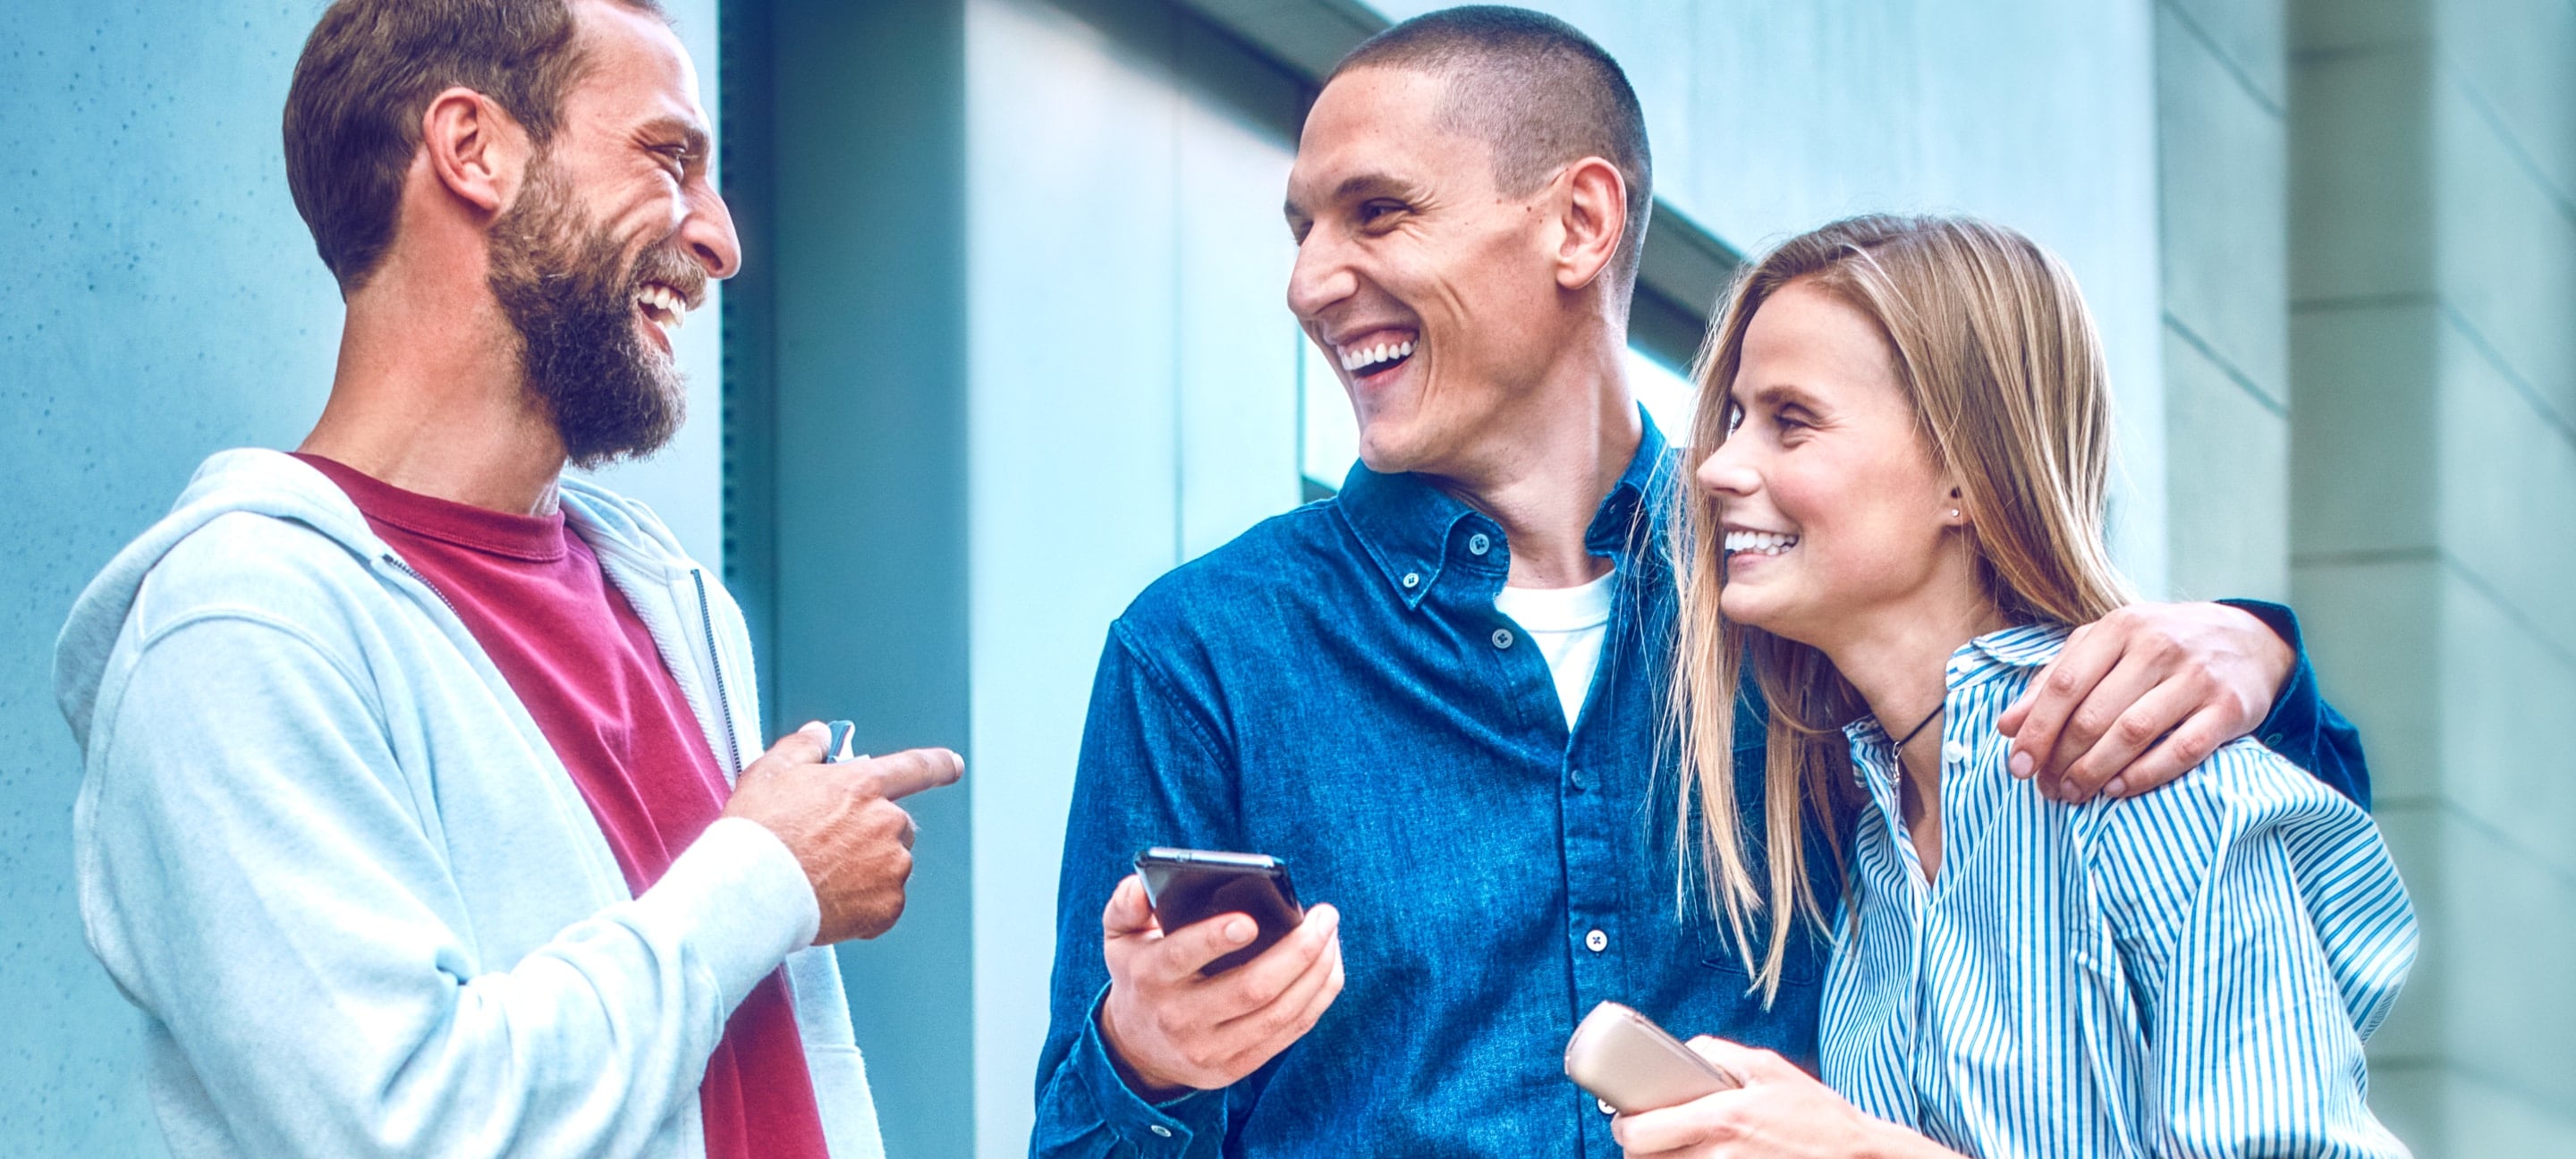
[1226,918,1255,943]
[2009,751,2033,778]
[2104,776,2128,797]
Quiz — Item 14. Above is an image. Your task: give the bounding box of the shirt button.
[1585,928,1607,952]
[1468,532,1492,555]
[1597,1096,1617,1116]
[1149,1124,1173,1138]
[1492,628,1515,649]
[1942,740,1970,765]
[1402,571,1421,589]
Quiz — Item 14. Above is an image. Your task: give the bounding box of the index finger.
[2001,624,2115,778]
[863,747,965,799]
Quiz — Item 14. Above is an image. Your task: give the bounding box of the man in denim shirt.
[1031,9,2366,1157]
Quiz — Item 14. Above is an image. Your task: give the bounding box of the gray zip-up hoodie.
[55,449,883,1158]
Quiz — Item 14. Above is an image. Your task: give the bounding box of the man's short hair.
[283,0,666,292]
[1331,5,1653,294]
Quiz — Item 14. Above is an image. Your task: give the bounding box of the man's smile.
[633,281,690,352]
[1331,327,1419,382]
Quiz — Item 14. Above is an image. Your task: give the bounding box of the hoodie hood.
[53,448,686,751]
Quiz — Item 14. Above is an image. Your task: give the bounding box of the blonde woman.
[1615,216,2416,1158]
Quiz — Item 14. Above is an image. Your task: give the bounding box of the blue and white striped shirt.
[1818,624,2416,1158]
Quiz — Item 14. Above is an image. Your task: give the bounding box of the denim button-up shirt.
[1031,418,2367,1158]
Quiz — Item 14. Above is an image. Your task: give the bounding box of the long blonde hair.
[1667,215,2136,1001]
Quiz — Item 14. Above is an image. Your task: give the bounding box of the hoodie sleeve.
[78,609,817,1158]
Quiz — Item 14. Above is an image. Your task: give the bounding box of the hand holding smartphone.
[1132,848,1304,975]
[1563,1001,1740,1114]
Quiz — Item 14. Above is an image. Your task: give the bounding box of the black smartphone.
[1132,848,1305,975]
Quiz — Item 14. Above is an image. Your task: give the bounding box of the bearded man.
[53,2,955,1155]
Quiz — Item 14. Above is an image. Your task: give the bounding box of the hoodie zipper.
[691,568,744,775]
[383,553,465,623]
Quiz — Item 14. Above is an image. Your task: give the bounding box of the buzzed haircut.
[1331,5,1653,293]
[283,0,667,292]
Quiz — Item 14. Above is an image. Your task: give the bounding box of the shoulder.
[1091,501,1361,731]
[131,511,385,645]
[2105,738,2363,838]
[1113,500,1352,643]
[2079,738,2383,912]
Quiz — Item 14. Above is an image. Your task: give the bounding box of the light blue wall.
[1,2,723,1150]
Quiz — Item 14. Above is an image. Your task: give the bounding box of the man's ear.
[419,87,530,216]
[1552,156,1628,292]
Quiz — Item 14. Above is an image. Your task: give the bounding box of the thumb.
[1102,875,1158,938]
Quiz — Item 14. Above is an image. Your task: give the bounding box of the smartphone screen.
[1133,848,1304,975]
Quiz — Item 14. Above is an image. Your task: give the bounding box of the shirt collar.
[1334,407,1674,608]
[1843,622,2074,752]
[1949,621,2074,678]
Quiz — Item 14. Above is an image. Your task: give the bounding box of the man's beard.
[486,160,699,470]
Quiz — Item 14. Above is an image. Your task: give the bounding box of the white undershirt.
[1492,569,1616,731]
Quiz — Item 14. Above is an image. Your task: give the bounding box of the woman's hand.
[1610,1038,1961,1159]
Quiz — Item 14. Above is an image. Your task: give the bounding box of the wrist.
[1097,993,1192,1101]
[2216,599,2299,701]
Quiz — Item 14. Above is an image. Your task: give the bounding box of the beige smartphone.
[1563,1001,1740,1114]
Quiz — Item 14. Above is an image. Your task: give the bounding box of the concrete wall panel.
[2165,0,2288,106]
[2289,304,2442,557]
[2431,76,2576,428]
[2164,329,2290,600]
[2157,4,2290,408]
[2433,566,2576,883]
[2290,46,2435,304]
[2434,318,2576,658]
[2292,556,2442,804]
[2412,796,2576,1142]
[2436,0,2576,201]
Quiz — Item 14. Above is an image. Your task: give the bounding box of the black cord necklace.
[1887,701,1945,751]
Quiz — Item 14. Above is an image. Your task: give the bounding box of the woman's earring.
[1948,508,1961,520]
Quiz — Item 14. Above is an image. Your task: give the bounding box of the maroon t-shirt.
[300,454,829,1159]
